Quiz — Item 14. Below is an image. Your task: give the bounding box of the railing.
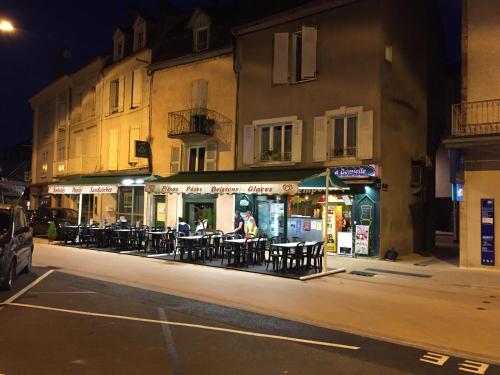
[259,151,292,162]
[53,157,99,177]
[168,107,232,145]
[452,99,500,136]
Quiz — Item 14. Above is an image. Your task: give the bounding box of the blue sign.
[332,165,378,179]
[452,184,463,202]
[481,199,495,266]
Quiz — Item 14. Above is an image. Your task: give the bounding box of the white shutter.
[301,26,317,80]
[129,125,140,163]
[243,124,255,165]
[291,120,303,163]
[313,116,327,162]
[108,128,119,170]
[132,69,142,108]
[205,142,218,171]
[118,75,125,112]
[191,79,208,109]
[273,33,289,84]
[357,110,374,160]
[170,145,182,174]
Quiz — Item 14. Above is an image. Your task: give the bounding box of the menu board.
[481,199,495,266]
[355,225,370,255]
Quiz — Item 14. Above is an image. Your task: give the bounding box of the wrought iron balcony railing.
[452,99,500,136]
[168,107,232,145]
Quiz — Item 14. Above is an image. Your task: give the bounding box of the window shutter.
[205,142,218,171]
[301,26,317,80]
[191,79,208,109]
[108,128,119,170]
[132,69,142,108]
[118,75,125,112]
[129,125,140,163]
[170,145,182,174]
[291,120,303,163]
[313,116,327,162]
[273,33,289,84]
[356,110,374,160]
[243,124,255,165]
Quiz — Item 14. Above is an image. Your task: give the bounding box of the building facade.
[445,0,500,270]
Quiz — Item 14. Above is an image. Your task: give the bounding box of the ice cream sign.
[146,183,299,195]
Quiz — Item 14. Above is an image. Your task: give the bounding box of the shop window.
[331,115,357,158]
[259,124,292,162]
[117,186,144,226]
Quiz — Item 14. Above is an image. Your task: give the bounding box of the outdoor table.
[62,225,80,244]
[272,242,316,271]
[146,231,170,253]
[88,227,107,247]
[224,238,266,266]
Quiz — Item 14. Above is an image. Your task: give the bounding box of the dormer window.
[113,29,125,62]
[195,26,209,51]
[133,16,147,52]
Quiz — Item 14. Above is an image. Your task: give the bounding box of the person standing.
[233,211,245,238]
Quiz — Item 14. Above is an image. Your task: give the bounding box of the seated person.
[118,215,129,229]
[178,217,190,235]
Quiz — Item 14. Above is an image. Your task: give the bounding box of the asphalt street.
[0,268,498,375]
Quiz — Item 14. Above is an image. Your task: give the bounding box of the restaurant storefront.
[146,167,381,257]
[48,174,154,226]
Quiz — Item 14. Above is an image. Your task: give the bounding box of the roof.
[153,168,326,183]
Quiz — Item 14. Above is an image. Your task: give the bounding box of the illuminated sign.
[146,182,299,196]
[48,185,118,194]
[331,165,379,179]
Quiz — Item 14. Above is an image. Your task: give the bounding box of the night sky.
[0,0,460,150]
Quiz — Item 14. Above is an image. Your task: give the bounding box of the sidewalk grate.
[365,268,432,278]
[350,270,377,277]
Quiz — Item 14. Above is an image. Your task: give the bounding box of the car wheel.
[1,260,16,291]
[22,251,33,274]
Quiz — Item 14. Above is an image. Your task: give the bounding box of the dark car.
[0,204,33,290]
[31,208,79,239]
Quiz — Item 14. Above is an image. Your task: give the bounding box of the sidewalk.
[32,238,500,364]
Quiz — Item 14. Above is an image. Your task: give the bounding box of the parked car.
[31,208,79,239]
[0,204,33,290]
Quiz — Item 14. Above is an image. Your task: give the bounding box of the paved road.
[0,269,498,375]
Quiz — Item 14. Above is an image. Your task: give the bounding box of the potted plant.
[47,220,57,242]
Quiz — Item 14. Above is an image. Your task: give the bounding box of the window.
[41,150,49,177]
[188,146,206,172]
[117,187,144,226]
[110,80,119,113]
[293,32,303,82]
[195,27,209,51]
[331,115,357,158]
[259,124,292,162]
[135,31,144,50]
[114,41,123,61]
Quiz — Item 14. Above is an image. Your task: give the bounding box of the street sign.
[480,199,495,266]
[135,141,150,158]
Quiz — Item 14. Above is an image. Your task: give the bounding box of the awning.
[298,172,348,190]
[48,174,158,195]
[145,168,346,195]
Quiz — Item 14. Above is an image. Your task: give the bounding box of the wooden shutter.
[242,124,255,165]
[291,120,303,163]
[191,79,208,108]
[129,125,140,163]
[357,110,374,160]
[170,145,182,174]
[118,75,125,112]
[273,33,289,84]
[108,128,119,170]
[313,116,327,162]
[205,142,218,171]
[132,69,142,108]
[301,26,317,80]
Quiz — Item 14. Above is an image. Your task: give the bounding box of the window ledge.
[250,161,297,167]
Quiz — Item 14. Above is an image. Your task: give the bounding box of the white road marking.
[31,291,96,294]
[420,352,450,366]
[119,250,138,254]
[1,270,55,305]
[2,302,360,350]
[459,359,490,374]
[147,253,171,258]
[158,308,182,375]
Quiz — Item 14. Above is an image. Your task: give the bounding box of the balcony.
[167,107,232,145]
[452,99,500,136]
[52,156,99,177]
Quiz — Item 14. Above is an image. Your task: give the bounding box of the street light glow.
[0,19,14,32]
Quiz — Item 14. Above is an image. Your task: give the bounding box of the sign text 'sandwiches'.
[48,185,118,195]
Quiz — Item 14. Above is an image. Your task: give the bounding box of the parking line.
[158,308,182,375]
[1,270,55,305]
[3,302,360,350]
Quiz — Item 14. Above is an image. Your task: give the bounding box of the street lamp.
[0,19,14,33]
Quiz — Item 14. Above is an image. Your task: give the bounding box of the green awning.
[298,173,348,190]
